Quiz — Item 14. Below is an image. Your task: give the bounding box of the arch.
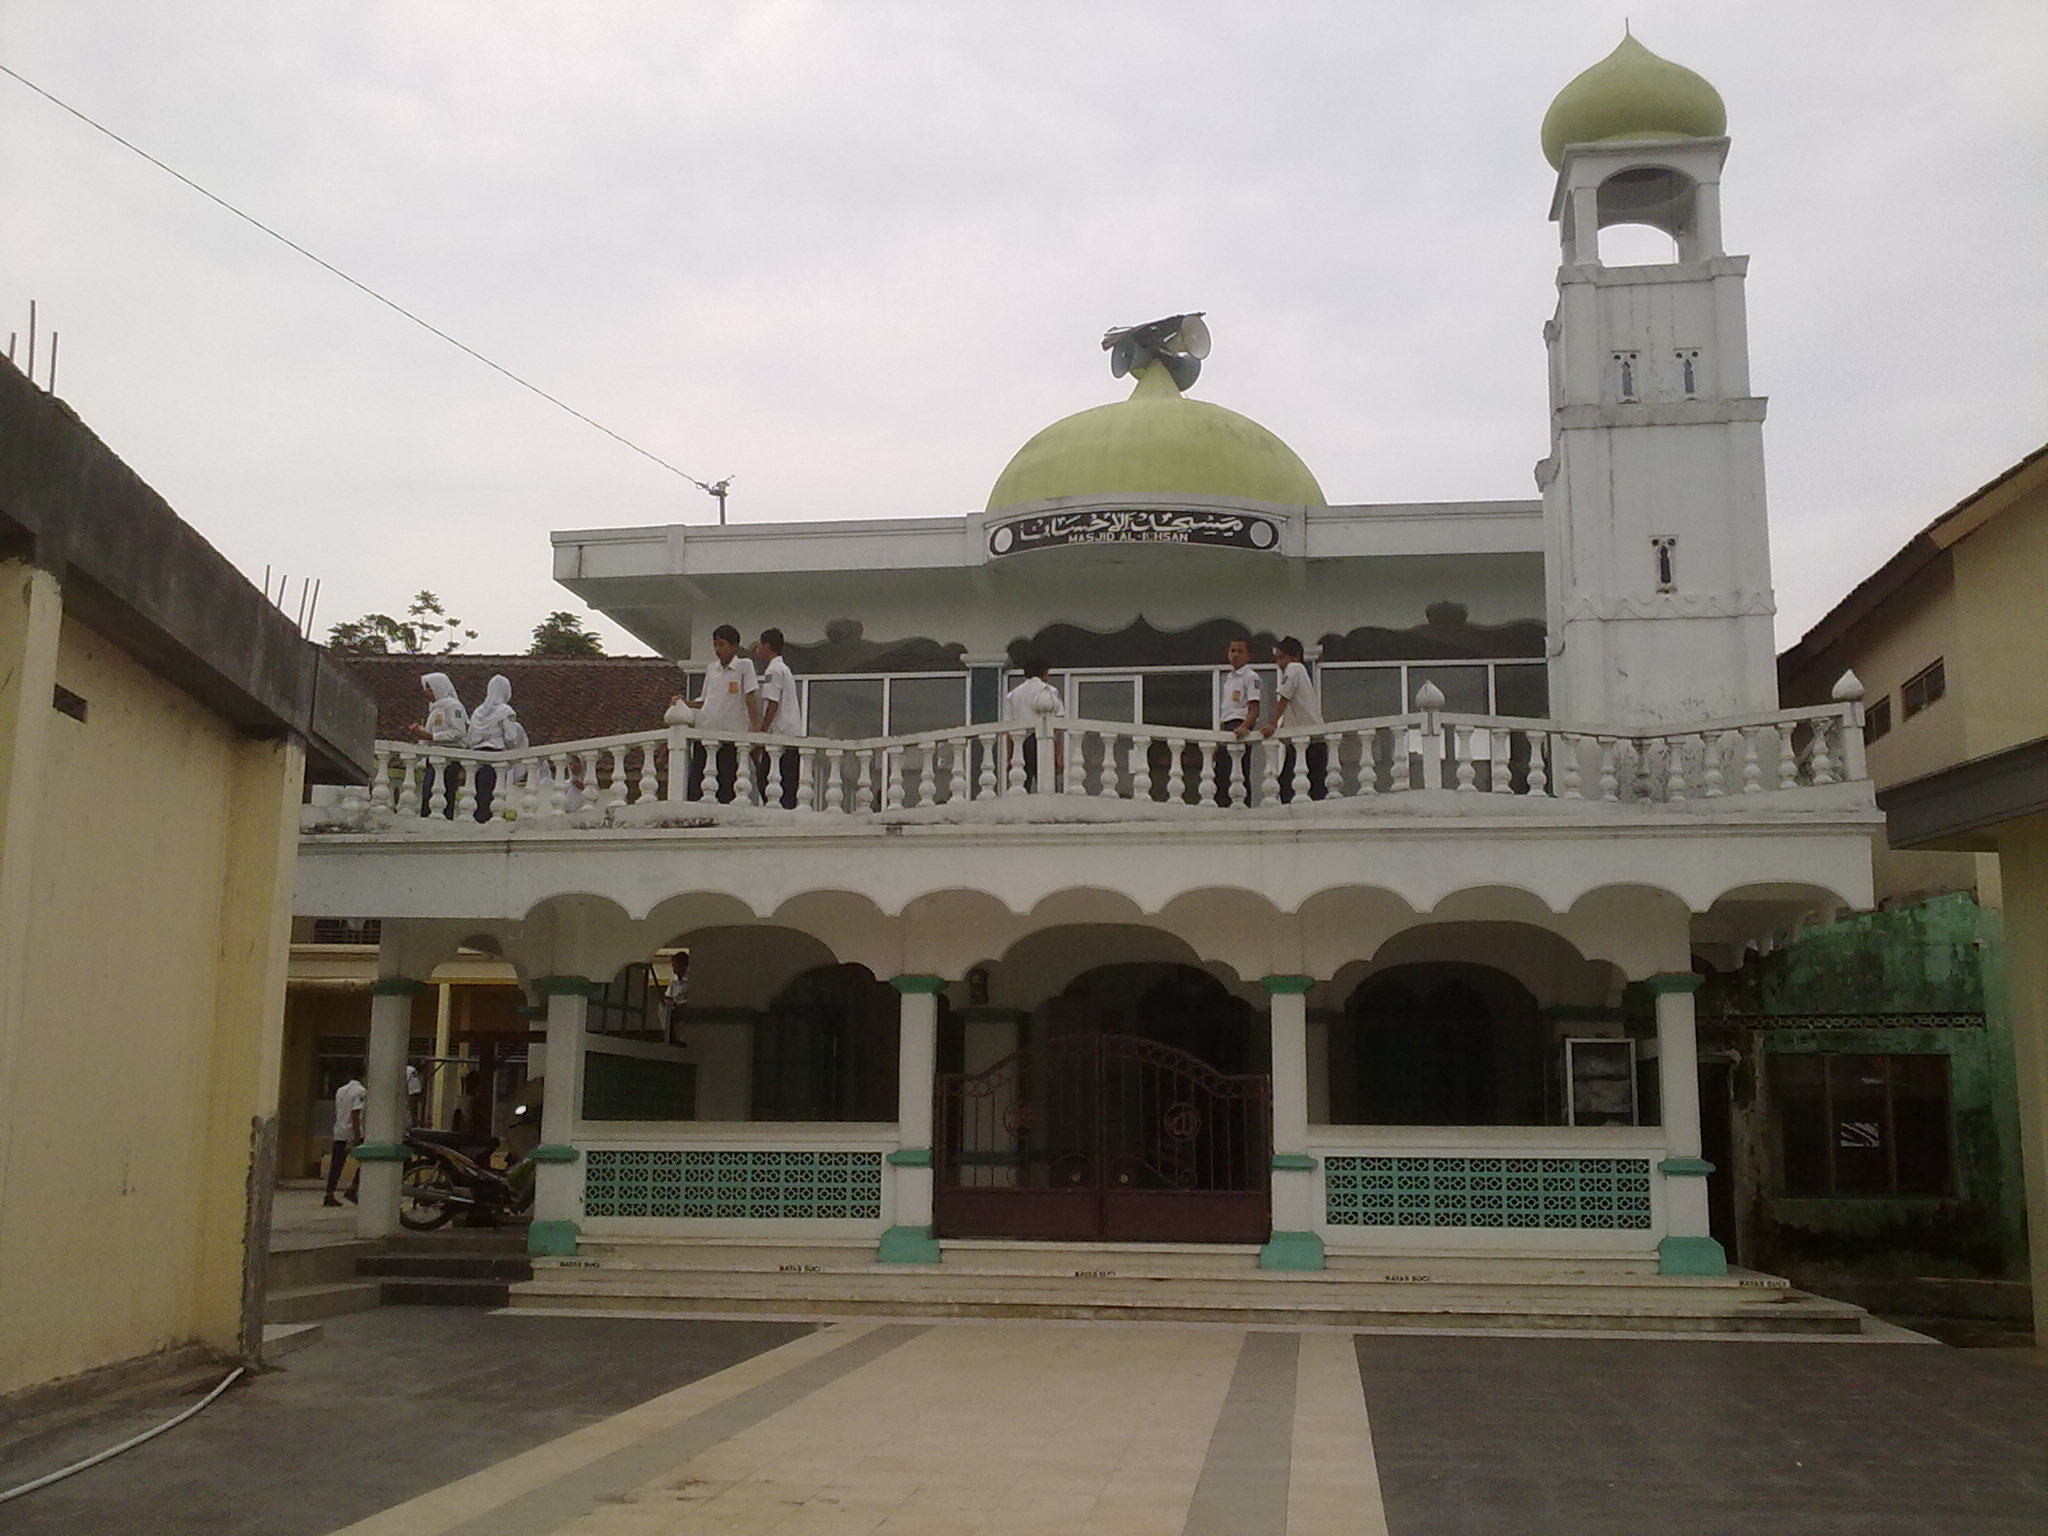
[899,889,1022,983]
[771,890,900,978]
[754,961,903,1122]
[646,924,840,1013]
[1329,961,1548,1127]
[1562,884,1694,978]
[987,922,1208,1009]
[1326,921,1622,1011]
[1046,958,1261,1073]
[1297,886,1421,980]
[1596,161,1699,242]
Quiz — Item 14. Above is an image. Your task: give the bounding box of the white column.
[880,975,944,1263]
[356,980,421,1239]
[1260,976,1324,1270]
[1651,973,1725,1275]
[528,977,592,1256]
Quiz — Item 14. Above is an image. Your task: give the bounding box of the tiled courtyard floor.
[5,1309,2048,1535]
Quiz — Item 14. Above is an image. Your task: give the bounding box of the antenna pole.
[46,332,57,393]
[25,301,36,382]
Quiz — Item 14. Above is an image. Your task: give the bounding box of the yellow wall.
[0,598,302,1394]
[1950,477,2048,761]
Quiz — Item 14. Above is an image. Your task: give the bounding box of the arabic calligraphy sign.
[988,508,1280,557]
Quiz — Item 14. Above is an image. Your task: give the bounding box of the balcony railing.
[305,694,1868,835]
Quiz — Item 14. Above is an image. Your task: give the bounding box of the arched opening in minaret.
[1595,163,1698,265]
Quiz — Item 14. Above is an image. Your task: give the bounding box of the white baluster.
[635,743,657,804]
[423,754,448,818]
[1064,728,1088,795]
[371,750,394,813]
[1194,738,1215,805]
[764,744,785,807]
[547,755,568,816]
[1810,718,1835,785]
[1776,723,1799,789]
[1597,738,1619,802]
[825,747,846,812]
[1260,738,1282,804]
[975,734,997,800]
[910,745,931,807]
[1526,732,1548,798]
[1132,734,1154,802]
[1166,737,1186,803]
[1354,730,1377,797]
[603,746,625,811]
[1488,729,1512,795]
[1321,733,1341,800]
[1007,729,1029,795]
[1666,736,1688,804]
[854,748,875,811]
[1703,732,1727,798]
[1454,726,1477,792]
[1230,740,1251,806]
[1557,734,1581,799]
[794,745,816,812]
[1741,728,1763,794]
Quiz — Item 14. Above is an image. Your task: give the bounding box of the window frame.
[1769,1051,1955,1199]
[1901,659,1946,719]
[1864,694,1892,743]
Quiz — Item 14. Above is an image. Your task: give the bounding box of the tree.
[325,591,477,656]
[528,611,606,658]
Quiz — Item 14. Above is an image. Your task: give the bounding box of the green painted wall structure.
[1701,895,2026,1306]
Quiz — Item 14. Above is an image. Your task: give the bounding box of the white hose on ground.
[0,1365,246,1505]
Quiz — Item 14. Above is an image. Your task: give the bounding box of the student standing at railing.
[1215,636,1263,807]
[410,671,471,817]
[465,674,518,822]
[753,629,805,809]
[1003,651,1064,790]
[675,624,759,803]
[1262,636,1327,803]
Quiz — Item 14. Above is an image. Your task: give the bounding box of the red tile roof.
[338,654,682,747]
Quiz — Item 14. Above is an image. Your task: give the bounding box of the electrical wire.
[0,1366,246,1505]
[0,60,717,491]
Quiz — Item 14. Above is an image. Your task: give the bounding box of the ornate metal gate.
[935,1033,1271,1243]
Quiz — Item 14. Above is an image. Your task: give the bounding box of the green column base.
[528,1220,580,1257]
[350,1142,409,1163]
[1258,1230,1326,1271]
[877,1225,942,1264]
[1658,1235,1727,1276]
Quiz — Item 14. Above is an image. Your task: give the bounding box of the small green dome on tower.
[987,365,1325,511]
[1541,33,1727,170]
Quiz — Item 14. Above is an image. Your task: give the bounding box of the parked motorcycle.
[398,1128,536,1231]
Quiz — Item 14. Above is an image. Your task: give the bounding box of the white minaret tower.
[1537,34,1778,727]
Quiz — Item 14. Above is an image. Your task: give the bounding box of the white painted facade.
[299,121,1878,1282]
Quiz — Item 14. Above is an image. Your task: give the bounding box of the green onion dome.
[1541,33,1728,170]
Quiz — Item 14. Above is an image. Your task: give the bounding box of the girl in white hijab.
[411,672,470,817]
[466,675,518,822]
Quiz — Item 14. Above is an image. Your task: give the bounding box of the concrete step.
[385,1229,529,1256]
[260,1321,326,1359]
[379,1275,515,1308]
[507,1264,1864,1334]
[546,1244,1780,1294]
[266,1239,384,1292]
[264,1280,381,1324]
[358,1253,534,1282]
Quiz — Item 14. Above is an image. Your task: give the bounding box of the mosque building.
[297,36,1885,1328]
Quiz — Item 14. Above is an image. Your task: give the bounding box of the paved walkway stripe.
[1182,1330,1300,1535]
[324,1323,919,1536]
[1287,1333,1389,1535]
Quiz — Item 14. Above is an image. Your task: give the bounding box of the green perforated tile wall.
[1324,1155,1653,1230]
[582,1149,884,1219]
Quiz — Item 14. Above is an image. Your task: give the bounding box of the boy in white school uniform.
[1214,636,1263,806]
[1004,651,1064,790]
[676,623,759,803]
[1261,635,1327,803]
[753,628,805,809]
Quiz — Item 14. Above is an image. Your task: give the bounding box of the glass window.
[1073,678,1137,722]
[805,678,885,741]
[1320,667,1402,722]
[888,676,968,736]
[1769,1053,1953,1198]
[1493,663,1550,719]
[1411,663,1487,714]
[1141,670,1215,731]
[1902,660,1946,718]
[1865,695,1892,743]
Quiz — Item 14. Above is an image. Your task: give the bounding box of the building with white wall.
[297,35,1880,1313]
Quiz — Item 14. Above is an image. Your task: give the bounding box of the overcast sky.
[4,1,2043,657]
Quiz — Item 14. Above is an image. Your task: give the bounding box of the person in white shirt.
[410,671,470,819]
[1004,651,1064,790]
[323,1069,366,1207]
[1261,635,1328,803]
[464,674,518,822]
[1214,636,1264,807]
[753,628,806,809]
[674,624,759,802]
